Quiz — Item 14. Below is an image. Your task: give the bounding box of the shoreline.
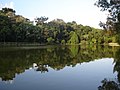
[108,43,120,46]
[0,42,119,47]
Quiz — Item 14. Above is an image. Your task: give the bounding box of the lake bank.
[0,42,120,47]
[108,43,120,46]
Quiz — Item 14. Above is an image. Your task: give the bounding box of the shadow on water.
[0,45,120,89]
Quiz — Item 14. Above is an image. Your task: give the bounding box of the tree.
[35,16,48,26]
[68,31,79,44]
[95,0,120,30]
[95,0,120,44]
[0,14,11,43]
[0,7,114,45]
[1,8,15,17]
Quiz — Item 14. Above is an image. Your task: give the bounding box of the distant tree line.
[0,8,117,45]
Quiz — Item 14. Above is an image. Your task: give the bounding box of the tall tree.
[95,0,120,30]
[35,16,48,26]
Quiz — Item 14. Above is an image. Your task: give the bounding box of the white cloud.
[0,2,14,9]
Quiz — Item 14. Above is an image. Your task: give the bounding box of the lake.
[0,45,120,90]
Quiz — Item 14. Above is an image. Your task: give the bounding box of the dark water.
[0,45,120,90]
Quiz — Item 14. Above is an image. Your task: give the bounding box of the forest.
[0,8,118,45]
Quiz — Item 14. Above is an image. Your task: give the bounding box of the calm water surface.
[0,45,120,90]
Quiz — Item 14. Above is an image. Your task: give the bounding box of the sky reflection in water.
[0,46,119,90]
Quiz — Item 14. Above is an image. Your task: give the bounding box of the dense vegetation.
[0,8,117,45]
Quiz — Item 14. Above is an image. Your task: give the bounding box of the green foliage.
[47,37,54,44]
[0,7,117,45]
[95,0,120,44]
[92,38,97,44]
[61,40,65,44]
[35,16,48,26]
[68,32,79,44]
[116,34,120,44]
[69,45,79,57]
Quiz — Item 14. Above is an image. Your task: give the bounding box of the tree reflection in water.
[98,78,120,90]
[98,48,120,90]
[0,45,120,89]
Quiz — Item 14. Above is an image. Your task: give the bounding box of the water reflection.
[98,48,120,90]
[0,45,120,89]
[98,78,120,90]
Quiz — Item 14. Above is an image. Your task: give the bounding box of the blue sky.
[0,0,107,28]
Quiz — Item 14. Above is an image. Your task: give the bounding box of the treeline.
[0,8,117,45]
